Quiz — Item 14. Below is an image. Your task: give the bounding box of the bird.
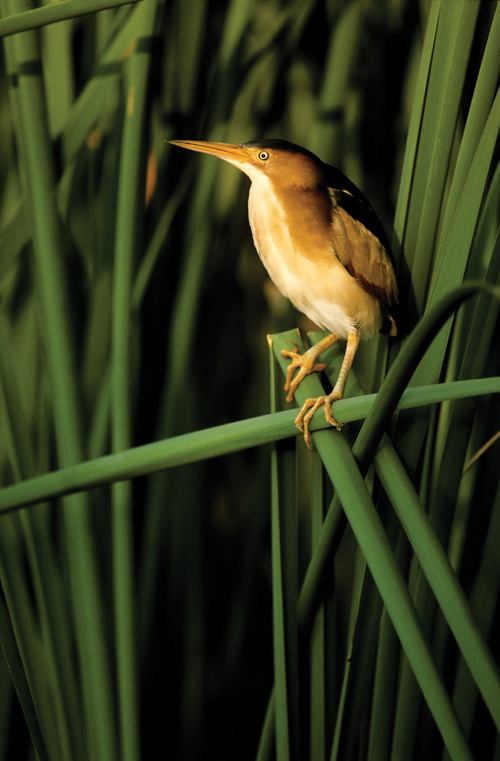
[169,138,400,449]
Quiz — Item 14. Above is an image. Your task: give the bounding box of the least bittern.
[169,139,400,449]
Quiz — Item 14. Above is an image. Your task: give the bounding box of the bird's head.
[168,139,324,191]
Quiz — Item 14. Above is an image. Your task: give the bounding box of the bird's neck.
[248,174,333,260]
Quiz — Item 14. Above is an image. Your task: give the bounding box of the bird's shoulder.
[321,163,400,331]
[321,163,392,252]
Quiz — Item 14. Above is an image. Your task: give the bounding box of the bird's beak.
[168,140,253,170]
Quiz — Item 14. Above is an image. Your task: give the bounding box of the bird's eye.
[258,151,269,161]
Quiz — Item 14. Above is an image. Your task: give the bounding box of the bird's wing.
[324,164,399,311]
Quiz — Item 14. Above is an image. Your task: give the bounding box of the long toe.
[281,347,326,401]
[324,392,343,430]
[295,391,344,449]
[295,395,328,450]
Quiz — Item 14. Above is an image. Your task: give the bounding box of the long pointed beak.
[168,139,253,170]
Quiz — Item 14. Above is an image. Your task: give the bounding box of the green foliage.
[0,1,499,760]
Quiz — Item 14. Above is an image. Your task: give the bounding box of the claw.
[279,332,354,450]
[295,392,343,450]
[281,345,327,401]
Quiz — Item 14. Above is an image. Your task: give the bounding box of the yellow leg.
[294,330,361,450]
[281,332,339,402]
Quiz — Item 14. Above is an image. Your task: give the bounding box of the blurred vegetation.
[0,0,499,760]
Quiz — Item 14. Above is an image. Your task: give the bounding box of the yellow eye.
[258,151,269,161]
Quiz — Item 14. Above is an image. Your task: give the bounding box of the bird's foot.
[280,344,327,402]
[295,391,343,451]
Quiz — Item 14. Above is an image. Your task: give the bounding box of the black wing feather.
[321,163,393,257]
